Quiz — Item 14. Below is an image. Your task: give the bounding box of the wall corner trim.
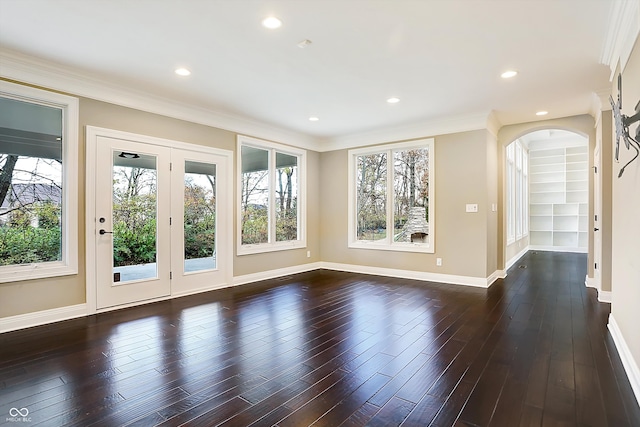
[608,313,640,406]
[0,304,88,334]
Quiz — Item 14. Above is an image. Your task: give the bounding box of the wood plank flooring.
[1,251,639,426]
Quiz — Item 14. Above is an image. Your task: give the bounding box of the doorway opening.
[517,129,589,253]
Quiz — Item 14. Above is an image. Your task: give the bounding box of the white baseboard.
[506,246,529,271]
[608,314,640,407]
[233,262,323,286]
[584,275,611,303]
[585,275,598,289]
[319,262,497,288]
[0,304,87,334]
[488,270,506,286]
[529,245,587,254]
[1,260,501,333]
[598,290,612,303]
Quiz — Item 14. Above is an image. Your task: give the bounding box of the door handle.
[99,229,113,235]
[594,228,599,232]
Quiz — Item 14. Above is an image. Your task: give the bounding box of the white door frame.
[86,126,234,314]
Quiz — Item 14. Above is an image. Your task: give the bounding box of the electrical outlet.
[306,250,311,258]
[436,258,442,266]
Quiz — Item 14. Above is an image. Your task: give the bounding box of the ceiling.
[0,0,616,147]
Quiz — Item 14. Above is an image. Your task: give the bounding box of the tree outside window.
[238,136,306,255]
[349,139,434,253]
[0,81,78,282]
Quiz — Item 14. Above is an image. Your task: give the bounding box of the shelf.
[530,231,553,246]
[566,180,587,191]
[566,146,588,155]
[531,181,564,193]
[528,145,588,250]
[531,216,553,231]
[530,204,552,216]
[530,163,565,174]
[530,148,565,158]
[553,204,578,215]
[531,192,564,204]
[567,190,588,203]
[553,232,579,247]
[530,171,565,183]
[578,232,588,247]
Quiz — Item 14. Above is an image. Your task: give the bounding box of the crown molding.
[1,48,498,154]
[0,48,321,152]
[601,0,640,79]
[317,111,493,152]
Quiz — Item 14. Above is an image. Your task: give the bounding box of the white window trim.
[0,80,79,283]
[348,138,435,254]
[237,135,306,255]
[506,139,529,246]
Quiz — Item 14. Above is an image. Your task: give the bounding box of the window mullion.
[387,149,394,245]
[269,149,276,244]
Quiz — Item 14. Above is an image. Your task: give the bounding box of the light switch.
[466,204,479,213]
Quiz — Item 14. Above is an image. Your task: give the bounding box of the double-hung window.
[0,81,79,282]
[237,135,306,254]
[348,138,435,253]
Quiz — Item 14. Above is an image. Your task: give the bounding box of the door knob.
[99,229,113,235]
[594,228,599,232]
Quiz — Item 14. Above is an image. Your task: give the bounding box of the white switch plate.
[436,258,442,266]
[466,203,478,213]
[492,203,497,212]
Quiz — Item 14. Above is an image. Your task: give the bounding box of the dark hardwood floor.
[1,251,639,426]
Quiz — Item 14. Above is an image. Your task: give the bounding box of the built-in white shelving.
[529,145,588,252]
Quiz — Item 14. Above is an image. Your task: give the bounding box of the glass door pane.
[112,151,158,283]
[184,160,216,273]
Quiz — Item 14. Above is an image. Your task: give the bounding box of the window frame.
[236,135,306,255]
[348,138,435,253]
[506,139,528,246]
[0,80,79,283]
[506,143,515,244]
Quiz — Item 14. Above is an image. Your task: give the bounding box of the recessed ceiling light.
[501,70,518,79]
[309,116,319,122]
[536,111,548,116]
[387,97,400,104]
[175,68,191,76]
[262,16,282,29]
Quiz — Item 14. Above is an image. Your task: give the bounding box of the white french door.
[89,128,231,311]
[96,137,171,309]
[170,149,230,295]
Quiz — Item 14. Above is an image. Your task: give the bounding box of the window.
[237,135,306,254]
[0,81,79,282]
[506,139,528,244]
[348,138,434,253]
[506,143,515,243]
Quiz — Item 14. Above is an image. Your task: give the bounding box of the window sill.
[0,262,78,284]
[237,240,306,256]
[348,241,435,254]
